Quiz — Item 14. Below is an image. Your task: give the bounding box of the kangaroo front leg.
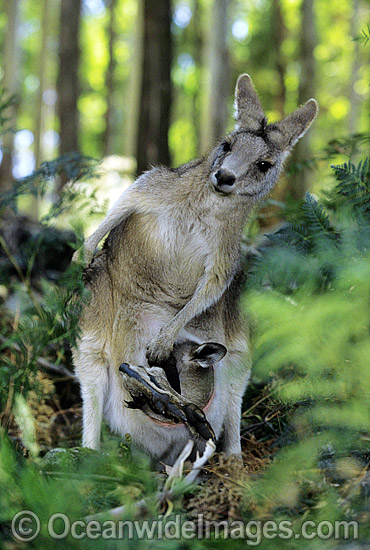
[147,262,232,365]
[72,186,141,266]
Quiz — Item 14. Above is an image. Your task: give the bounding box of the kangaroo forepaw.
[146,333,174,367]
[72,245,94,267]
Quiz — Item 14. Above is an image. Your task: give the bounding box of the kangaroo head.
[173,341,227,370]
[171,341,226,406]
[209,74,318,201]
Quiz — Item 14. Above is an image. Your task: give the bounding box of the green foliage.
[244,154,370,538]
[330,159,370,217]
[250,158,370,293]
[0,89,17,137]
[0,433,164,549]
[0,153,99,216]
[354,24,370,45]
[0,149,102,414]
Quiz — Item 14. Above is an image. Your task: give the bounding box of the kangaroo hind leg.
[74,338,109,450]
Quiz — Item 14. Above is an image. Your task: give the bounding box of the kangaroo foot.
[119,362,215,443]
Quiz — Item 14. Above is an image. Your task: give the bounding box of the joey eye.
[221,141,231,153]
[256,161,273,173]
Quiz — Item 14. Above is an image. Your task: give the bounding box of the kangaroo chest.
[139,211,210,294]
[110,209,221,308]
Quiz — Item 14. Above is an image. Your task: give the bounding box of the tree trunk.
[191,0,203,153]
[136,0,172,175]
[200,0,230,153]
[258,0,287,230]
[272,0,286,118]
[31,0,51,220]
[289,0,316,200]
[103,0,117,157]
[348,0,361,134]
[0,0,21,192]
[123,0,143,159]
[56,0,82,192]
[34,0,50,171]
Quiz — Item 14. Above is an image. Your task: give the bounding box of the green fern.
[0,89,17,137]
[332,159,369,190]
[354,23,370,45]
[302,192,335,235]
[330,159,370,219]
[248,156,369,298]
[323,133,370,159]
[0,154,97,411]
[267,222,310,253]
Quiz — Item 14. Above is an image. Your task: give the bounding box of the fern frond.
[268,223,310,253]
[302,192,334,235]
[332,159,369,189]
[331,160,370,217]
[0,89,18,135]
[323,134,370,159]
[354,24,370,45]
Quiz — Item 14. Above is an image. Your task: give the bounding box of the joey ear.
[191,342,227,368]
[234,73,265,130]
[275,99,318,150]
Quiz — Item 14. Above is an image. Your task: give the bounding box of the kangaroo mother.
[73,74,318,462]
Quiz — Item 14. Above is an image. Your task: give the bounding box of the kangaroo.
[73,74,318,459]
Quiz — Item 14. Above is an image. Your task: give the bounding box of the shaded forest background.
[0,0,369,220]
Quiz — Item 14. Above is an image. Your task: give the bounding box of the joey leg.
[119,363,216,443]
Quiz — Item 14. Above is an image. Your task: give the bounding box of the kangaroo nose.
[215,169,236,187]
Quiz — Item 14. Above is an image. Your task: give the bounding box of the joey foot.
[119,362,216,443]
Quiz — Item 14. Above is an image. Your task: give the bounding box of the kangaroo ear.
[274,99,318,150]
[234,73,265,130]
[191,342,227,368]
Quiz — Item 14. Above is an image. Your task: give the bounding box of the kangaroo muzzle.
[212,169,236,194]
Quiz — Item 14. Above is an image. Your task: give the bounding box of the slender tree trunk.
[123,0,143,159]
[201,0,230,153]
[56,0,82,192]
[31,0,52,220]
[103,0,117,157]
[272,0,286,118]
[191,0,203,153]
[0,0,21,192]
[289,0,316,200]
[349,0,361,134]
[34,0,51,171]
[259,0,287,230]
[136,0,172,175]
[30,0,50,220]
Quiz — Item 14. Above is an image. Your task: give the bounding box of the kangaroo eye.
[221,141,231,153]
[256,161,273,173]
